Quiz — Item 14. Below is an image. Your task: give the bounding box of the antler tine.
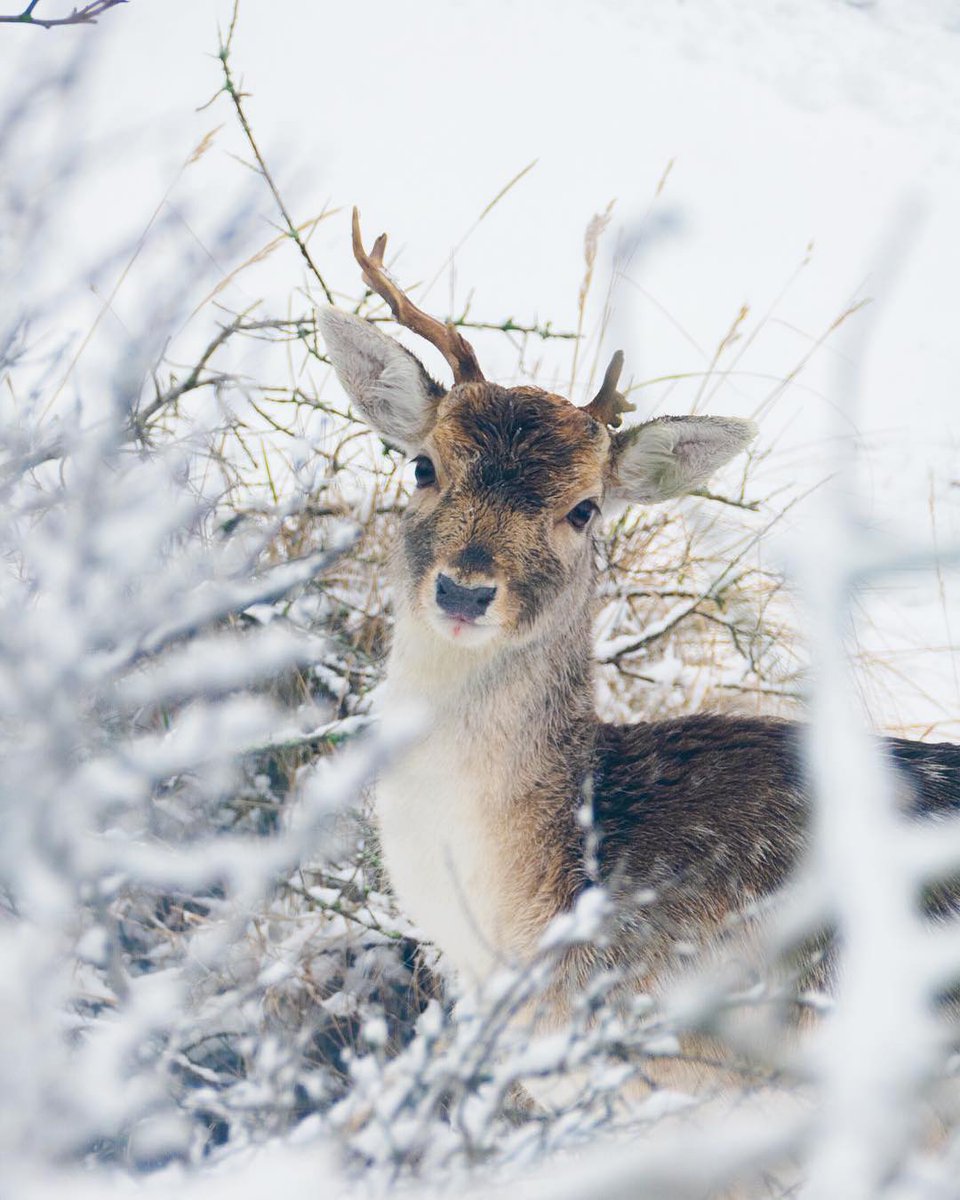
[351,208,484,385]
[582,350,636,429]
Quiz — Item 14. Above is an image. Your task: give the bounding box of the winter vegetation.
[3,3,960,1197]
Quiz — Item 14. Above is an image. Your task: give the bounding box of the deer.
[318,211,960,1101]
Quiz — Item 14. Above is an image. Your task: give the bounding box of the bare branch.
[0,0,126,28]
[368,313,580,342]
[598,482,817,664]
[140,314,316,429]
[689,486,761,512]
[213,2,335,304]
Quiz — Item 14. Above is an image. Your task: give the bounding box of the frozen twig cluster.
[0,405,385,1168]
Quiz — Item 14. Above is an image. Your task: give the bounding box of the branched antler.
[0,0,126,27]
[352,208,484,385]
[583,350,636,429]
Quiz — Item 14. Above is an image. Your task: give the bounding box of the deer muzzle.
[435,573,497,622]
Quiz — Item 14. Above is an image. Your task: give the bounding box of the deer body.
[378,606,817,996]
[320,211,960,1023]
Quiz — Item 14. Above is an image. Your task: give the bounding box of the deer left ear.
[606,415,757,506]
[318,307,444,452]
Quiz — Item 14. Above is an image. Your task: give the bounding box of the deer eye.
[413,455,437,489]
[566,499,599,531]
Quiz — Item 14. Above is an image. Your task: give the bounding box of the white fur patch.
[376,731,508,983]
[317,307,439,452]
[608,416,757,505]
[375,615,519,986]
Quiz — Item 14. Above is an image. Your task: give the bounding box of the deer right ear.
[318,308,444,452]
[607,415,757,506]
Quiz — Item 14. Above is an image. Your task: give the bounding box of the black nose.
[435,573,496,620]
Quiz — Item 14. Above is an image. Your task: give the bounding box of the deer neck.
[376,592,596,984]
[384,593,596,776]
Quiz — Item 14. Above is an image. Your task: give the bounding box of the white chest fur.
[376,731,510,984]
[375,624,522,987]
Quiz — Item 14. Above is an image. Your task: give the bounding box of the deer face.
[318,207,754,649]
[398,382,609,646]
[320,306,756,651]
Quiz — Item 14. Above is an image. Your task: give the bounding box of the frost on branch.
[0,397,394,1165]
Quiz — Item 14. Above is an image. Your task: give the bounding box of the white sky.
[5,0,960,732]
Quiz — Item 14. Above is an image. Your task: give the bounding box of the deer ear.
[607,416,757,505]
[318,307,444,452]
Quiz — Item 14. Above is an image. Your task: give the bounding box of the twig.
[598,482,819,665]
[212,1,335,304]
[138,315,247,429]
[283,880,403,941]
[690,486,761,512]
[457,316,578,342]
[138,314,316,431]
[367,313,579,341]
[0,0,126,27]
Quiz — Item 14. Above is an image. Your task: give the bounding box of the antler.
[351,208,484,385]
[582,350,636,429]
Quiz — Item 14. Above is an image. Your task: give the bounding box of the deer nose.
[435,573,497,621]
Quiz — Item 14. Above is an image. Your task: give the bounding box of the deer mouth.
[431,612,501,646]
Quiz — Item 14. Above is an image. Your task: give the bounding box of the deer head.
[319,211,756,650]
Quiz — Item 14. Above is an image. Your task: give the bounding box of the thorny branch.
[140,315,317,431]
[689,486,760,512]
[209,4,578,347]
[369,313,580,342]
[0,0,126,27]
[210,1,335,305]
